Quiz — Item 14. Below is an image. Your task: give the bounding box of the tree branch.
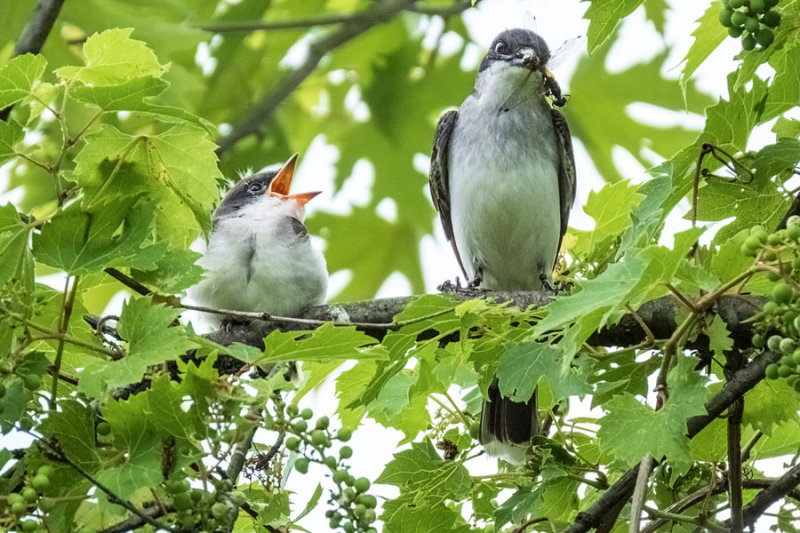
[203,292,763,349]
[738,461,800,527]
[215,0,415,156]
[564,350,781,533]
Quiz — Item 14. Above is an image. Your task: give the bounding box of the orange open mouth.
[267,153,322,206]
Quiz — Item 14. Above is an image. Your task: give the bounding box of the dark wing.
[550,109,576,265]
[429,110,468,279]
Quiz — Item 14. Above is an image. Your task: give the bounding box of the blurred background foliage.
[1,0,712,307]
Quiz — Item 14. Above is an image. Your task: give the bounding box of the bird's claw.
[539,274,557,295]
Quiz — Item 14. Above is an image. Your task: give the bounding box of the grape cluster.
[743,217,800,388]
[2,465,55,532]
[719,0,781,50]
[166,475,246,532]
[283,405,377,533]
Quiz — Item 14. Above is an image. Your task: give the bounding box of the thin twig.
[220,422,259,533]
[50,275,79,410]
[725,350,745,533]
[629,454,653,533]
[511,517,547,533]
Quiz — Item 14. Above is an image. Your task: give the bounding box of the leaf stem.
[50,275,78,409]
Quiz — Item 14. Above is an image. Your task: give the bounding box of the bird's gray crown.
[214,171,277,220]
[478,29,550,73]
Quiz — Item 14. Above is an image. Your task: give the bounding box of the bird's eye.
[494,41,508,54]
[247,182,265,194]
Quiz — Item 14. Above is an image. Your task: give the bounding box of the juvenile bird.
[429,29,576,462]
[193,154,327,321]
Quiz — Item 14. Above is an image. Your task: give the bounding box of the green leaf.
[0,54,47,108]
[258,323,379,364]
[571,179,645,259]
[0,119,24,165]
[79,296,196,397]
[705,316,733,360]
[33,200,166,275]
[130,248,204,293]
[598,356,708,465]
[742,377,800,435]
[582,0,645,54]
[71,76,168,110]
[39,400,99,469]
[376,438,471,504]
[70,122,221,246]
[0,204,31,288]
[496,341,588,404]
[56,28,166,85]
[680,1,728,88]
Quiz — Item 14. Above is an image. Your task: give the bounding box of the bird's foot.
[467,271,483,289]
[539,274,557,295]
[438,279,460,293]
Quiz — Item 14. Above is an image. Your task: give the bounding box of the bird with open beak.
[429,29,577,462]
[193,154,328,321]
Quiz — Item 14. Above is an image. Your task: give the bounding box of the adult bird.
[193,154,328,323]
[429,29,576,462]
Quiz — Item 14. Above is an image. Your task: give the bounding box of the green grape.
[36,466,54,479]
[354,477,370,493]
[787,225,800,241]
[20,520,38,533]
[340,446,353,459]
[310,430,326,446]
[752,333,766,348]
[286,404,299,417]
[23,373,41,391]
[315,416,329,430]
[292,420,308,433]
[763,301,779,314]
[211,502,229,519]
[773,283,794,304]
[172,492,193,511]
[730,0,744,7]
[38,497,55,512]
[8,493,24,505]
[336,428,353,442]
[354,504,366,518]
[720,7,735,26]
[469,421,480,440]
[728,24,744,37]
[750,0,766,11]
[781,354,796,367]
[757,27,775,46]
[731,10,748,26]
[333,470,348,483]
[744,232,767,250]
[96,421,111,436]
[343,487,356,501]
[323,456,337,468]
[342,523,355,533]
[229,491,246,506]
[285,436,301,451]
[167,478,190,494]
[762,10,781,27]
[357,494,377,509]
[11,501,27,515]
[22,487,38,502]
[792,349,800,365]
[778,364,793,377]
[787,215,800,228]
[742,33,757,50]
[744,16,760,32]
[767,334,783,351]
[363,509,377,523]
[768,232,783,245]
[300,408,313,420]
[781,338,797,354]
[765,250,778,261]
[32,475,50,491]
[294,458,309,474]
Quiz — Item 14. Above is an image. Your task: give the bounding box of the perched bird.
[429,29,576,462]
[193,154,328,322]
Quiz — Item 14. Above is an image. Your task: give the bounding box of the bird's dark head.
[213,154,321,221]
[479,29,551,73]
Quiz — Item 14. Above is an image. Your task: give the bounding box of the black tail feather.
[479,380,539,446]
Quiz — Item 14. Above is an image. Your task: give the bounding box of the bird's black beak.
[268,153,322,207]
[512,47,539,70]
